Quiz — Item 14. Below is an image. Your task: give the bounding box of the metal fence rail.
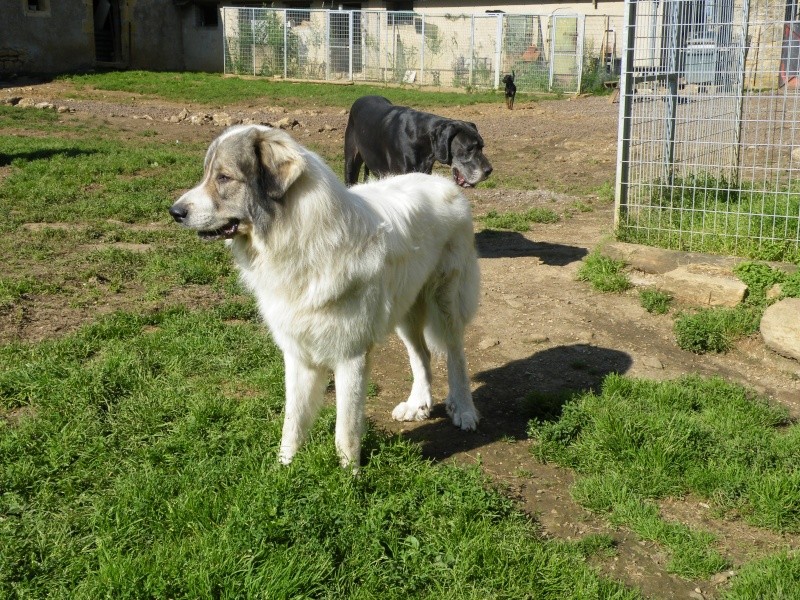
[222,8,624,94]
[616,0,800,260]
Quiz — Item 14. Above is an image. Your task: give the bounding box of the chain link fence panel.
[616,0,800,260]
[222,8,624,94]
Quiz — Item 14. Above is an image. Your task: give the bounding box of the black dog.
[502,71,516,109]
[344,95,492,188]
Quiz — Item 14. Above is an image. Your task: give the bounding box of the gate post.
[614,0,637,229]
[494,13,503,89]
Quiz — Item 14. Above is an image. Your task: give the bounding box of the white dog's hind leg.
[334,353,370,470]
[444,342,479,431]
[392,307,434,423]
[279,355,327,465]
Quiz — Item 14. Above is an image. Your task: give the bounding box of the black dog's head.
[431,121,493,188]
[502,73,515,85]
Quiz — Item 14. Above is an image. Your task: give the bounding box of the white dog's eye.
[217,174,232,183]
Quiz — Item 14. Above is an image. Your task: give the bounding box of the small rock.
[688,591,705,600]
[641,356,664,369]
[766,283,783,301]
[16,97,35,107]
[1,96,21,105]
[710,571,735,586]
[56,106,71,113]
[478,338,500,350]
[34,101,54,110]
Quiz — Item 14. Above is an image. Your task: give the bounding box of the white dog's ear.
[253,129,306,201]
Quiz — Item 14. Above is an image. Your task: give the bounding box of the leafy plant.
[734,261,783,305]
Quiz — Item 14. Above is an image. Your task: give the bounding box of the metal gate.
[550,14,585,92]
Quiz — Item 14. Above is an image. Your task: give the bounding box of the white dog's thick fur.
[169,125,480,468]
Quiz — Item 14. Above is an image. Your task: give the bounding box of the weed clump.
[577,251,631,293]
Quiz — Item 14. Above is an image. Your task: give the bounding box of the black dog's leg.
[344,152,364,186]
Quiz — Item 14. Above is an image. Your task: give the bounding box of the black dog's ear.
[464,122,484,145]
[251,128,306,201]
[431,122,457,164]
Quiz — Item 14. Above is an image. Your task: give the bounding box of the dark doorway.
[94,0,122,64]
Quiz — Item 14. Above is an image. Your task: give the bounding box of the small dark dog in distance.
[502,71,517,109]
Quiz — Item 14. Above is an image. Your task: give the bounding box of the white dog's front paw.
[392,401,431,422]
[446,402,480,431]
[278,448,295,465]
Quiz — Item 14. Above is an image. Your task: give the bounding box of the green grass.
[528,374,800,582]
[673,305,762,354]
[60,70,534,110]
[479,208,560,231]
[617,173,800,263]
[723,552,800,599]
[1,309,638,599]
[577,251,632,293]
[639,288,672,314]
[0,137,202,228]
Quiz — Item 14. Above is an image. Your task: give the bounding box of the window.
[387,1,414,26]
[196,4,219,28]
[25,0,50,16]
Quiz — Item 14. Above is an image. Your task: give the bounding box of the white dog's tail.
[423,220,480,355]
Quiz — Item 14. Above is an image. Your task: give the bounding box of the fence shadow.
[475,229,588,265]
[398,344,633,462]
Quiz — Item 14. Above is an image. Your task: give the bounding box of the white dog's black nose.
[169,204,188,223]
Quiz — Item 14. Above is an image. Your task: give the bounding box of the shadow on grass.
[0,148,98,167]
[401,344,632,462]
[475,229,588,265]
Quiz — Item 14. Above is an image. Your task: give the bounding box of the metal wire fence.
[616,0,800,261]
[221,7,624,94]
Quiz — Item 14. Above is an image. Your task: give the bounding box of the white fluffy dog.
[169,125,480,469]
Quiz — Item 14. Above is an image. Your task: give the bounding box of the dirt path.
[3,79,800,599]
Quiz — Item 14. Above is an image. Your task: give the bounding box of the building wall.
[1,0,95,75]
[182,4,226,72]
[129,0,185,71]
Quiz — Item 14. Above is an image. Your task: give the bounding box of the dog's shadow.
[475,230,588,265]
[395,344,633,462]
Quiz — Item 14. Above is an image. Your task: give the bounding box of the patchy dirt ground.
[3,78,800,599]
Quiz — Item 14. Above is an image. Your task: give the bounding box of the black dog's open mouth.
[452,168,473,188]
[198,219,240,240]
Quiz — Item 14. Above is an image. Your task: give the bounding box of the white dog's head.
[169,125,306,240]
